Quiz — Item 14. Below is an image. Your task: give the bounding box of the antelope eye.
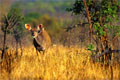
[38,30,41,33]
[31,31,34,35]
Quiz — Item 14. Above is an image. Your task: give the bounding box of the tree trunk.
[15,41,18,56]
[19,39,23,56]
[1,26,7,59]
[83,0,92,34]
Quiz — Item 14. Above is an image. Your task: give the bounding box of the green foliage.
[119,32,120,36]
[1,6,24,32]
[68,0,120,38]
[87,44,94,51]
[9,7,24,34]
[101,0,119,23]
[68,0,120,57]
[38,14,63,38]
[1,5,25,42]
[113,25,120,37]
[94,23,105,36]
[66,0,84,15]
[25,13,41,19]
[8,7,24,23]
[13,22,25,38]
[14,0,72,15]
[24,12,41,23]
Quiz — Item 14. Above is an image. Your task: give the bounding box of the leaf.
[104,24,108,28]
[118,32,120,37]
[108,8,112,12]
[94,24,98,30]
[87,44,94,51]
[97,32,99,36]
[112,14,115,18]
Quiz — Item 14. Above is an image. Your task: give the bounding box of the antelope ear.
[37,24,44,31]
[25,24,31,30]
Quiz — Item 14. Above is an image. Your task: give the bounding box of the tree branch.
[83,0,92,33]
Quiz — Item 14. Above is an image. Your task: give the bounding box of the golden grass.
[0,45,120,80]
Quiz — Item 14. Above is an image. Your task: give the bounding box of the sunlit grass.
[0,45,119,80]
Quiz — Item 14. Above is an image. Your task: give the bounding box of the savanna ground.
[0,45,120,80]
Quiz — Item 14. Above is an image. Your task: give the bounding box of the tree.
[67,0,120,62]
[1,6,24,59]
[12,22,25,56]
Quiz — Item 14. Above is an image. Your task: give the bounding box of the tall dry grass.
[0,45,120,80]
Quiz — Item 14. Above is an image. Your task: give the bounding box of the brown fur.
[34,30,51,52]
[25,24,51,53]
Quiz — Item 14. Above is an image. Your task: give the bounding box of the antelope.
[25,24,51,55]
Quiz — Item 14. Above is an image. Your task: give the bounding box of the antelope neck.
[33,35,41,45]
